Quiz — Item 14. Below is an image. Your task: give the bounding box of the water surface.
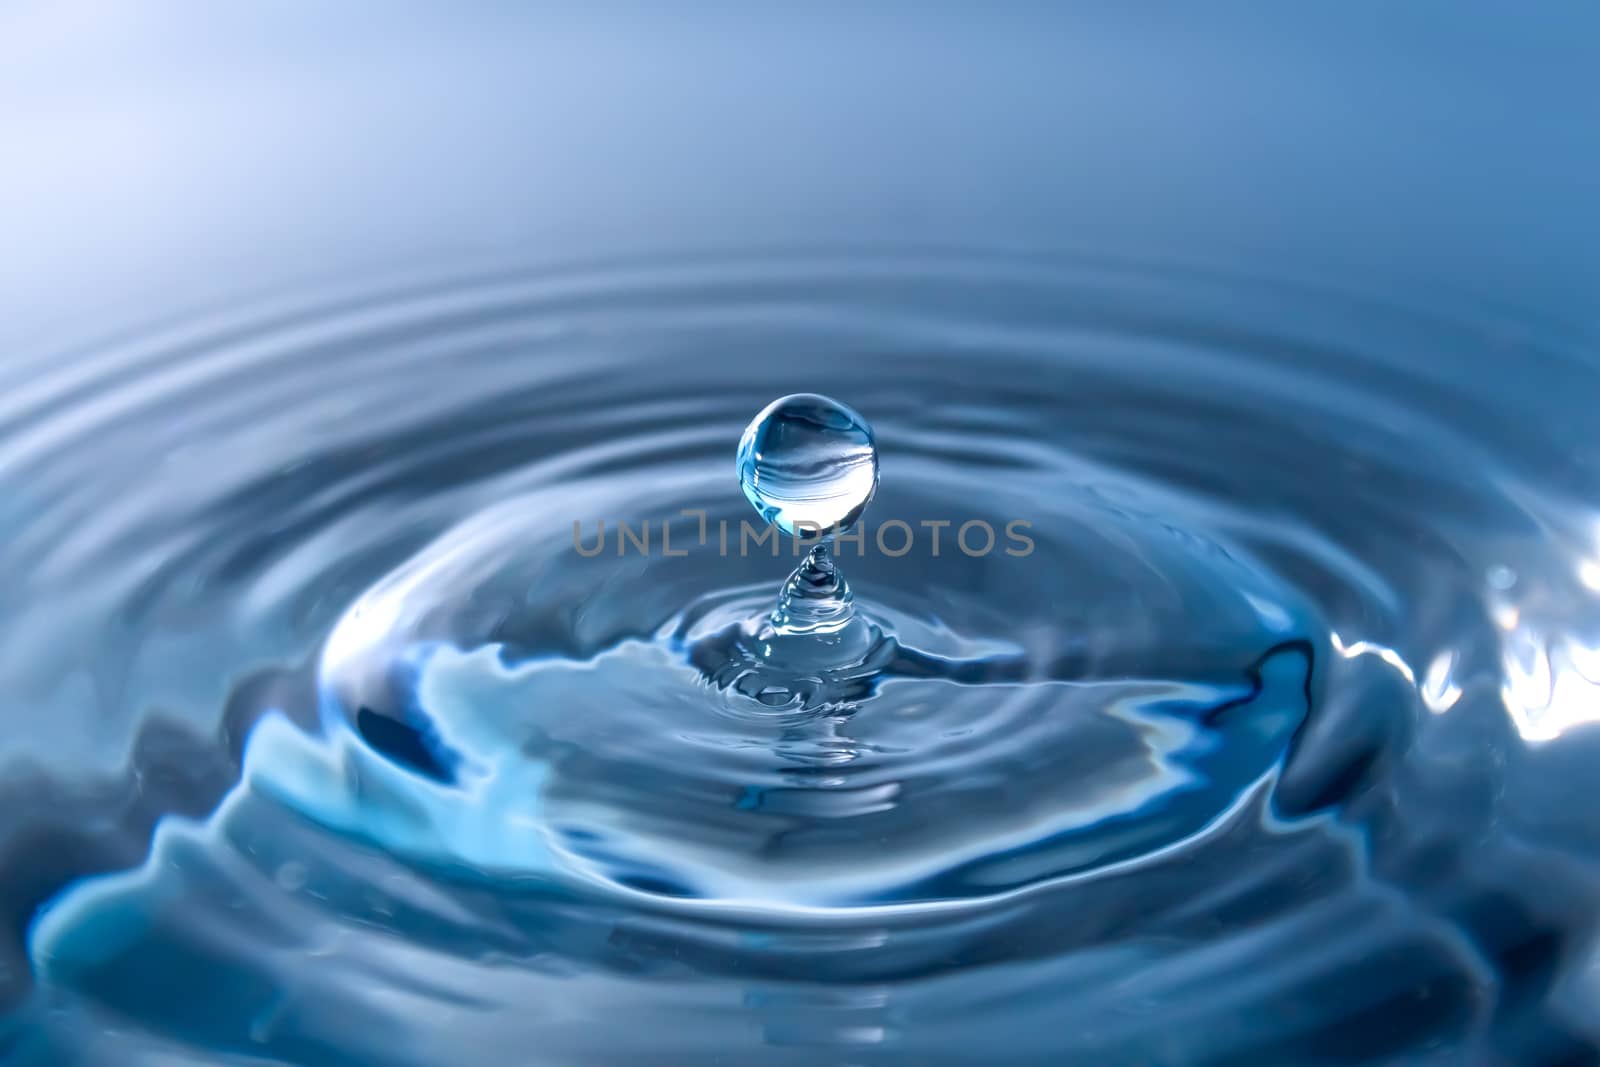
[0,252,1597,1065]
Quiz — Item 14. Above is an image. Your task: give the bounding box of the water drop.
[738,394,879,640]
[686,394,891,710]
[736,393,878,537]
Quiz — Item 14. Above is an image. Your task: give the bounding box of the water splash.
[690,395,892,709]
[740,393,876,640]
[771,543,856,636]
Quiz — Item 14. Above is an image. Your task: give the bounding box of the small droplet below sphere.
[737,393,878,536]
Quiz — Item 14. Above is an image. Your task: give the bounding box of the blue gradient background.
[4,3,1597,342]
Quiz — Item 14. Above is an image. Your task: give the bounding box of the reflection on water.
[0,253,1596,1066]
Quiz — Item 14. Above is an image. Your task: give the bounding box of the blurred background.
[5,2,1598,344]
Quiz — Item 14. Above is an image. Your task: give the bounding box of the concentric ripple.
[4,252,1600,1066]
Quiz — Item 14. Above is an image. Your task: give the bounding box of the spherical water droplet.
[737,394,878,536]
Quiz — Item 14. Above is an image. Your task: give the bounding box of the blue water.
[4,7,1600,1067]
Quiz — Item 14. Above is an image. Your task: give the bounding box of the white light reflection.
[1489,526,1600,742]
[1330,630,1416,685]
[1580,559,1600,594]
[1331,630,1465,716]
[1497,621,1600,744]
[1420,650,1462,714]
